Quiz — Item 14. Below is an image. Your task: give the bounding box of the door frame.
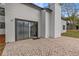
[15,18,38,41]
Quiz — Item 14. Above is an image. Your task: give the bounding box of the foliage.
[61,3,79,30]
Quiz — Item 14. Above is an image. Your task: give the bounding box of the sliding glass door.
[24,22,29,39]
[30,22,38,38]
[16,20,24,40]
[16,19,38,41]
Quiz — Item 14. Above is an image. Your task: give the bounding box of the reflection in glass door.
[16,19,38,41]
[16,20,24,40]
[24,22,29,39]
[30,22,38,38]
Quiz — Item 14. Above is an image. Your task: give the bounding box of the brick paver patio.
[2,36,79,56]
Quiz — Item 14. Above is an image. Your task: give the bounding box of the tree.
[61,3,79,30]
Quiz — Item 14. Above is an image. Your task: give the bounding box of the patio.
[2,36,79,56]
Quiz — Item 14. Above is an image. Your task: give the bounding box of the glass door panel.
[16,19,38,41]
[24,22,29,39]
[16,20,24,40]
[30,22,38,38]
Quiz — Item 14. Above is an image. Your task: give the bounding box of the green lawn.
[0,43,5,55]
[61,30,79,38]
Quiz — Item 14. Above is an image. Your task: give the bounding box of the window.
[0,22,5,29]
[0,7,5,16]
[63,25,65,30]
[0,7,5,29]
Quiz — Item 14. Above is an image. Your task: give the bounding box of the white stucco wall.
[40,10,51,38]
[5,3,41,42]
[61,20,67,33]
[49,3,61,38]
[54,4,61,38]
[45,11,50,38]
[2,3,62,42]
[0,4,5,8]
[40,10,45,38]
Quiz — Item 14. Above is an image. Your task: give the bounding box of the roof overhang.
[22,3,52,12]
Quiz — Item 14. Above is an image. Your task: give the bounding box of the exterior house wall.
[49,3,61,38]
[40,10,45,38]
[45,10,50,38]
[40,10,51,38]
[61,20,67,33]
[54,4,61,38]
[0,3,62,43]
[5,3,41,42]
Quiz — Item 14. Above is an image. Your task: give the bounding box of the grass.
[61,30,79,38]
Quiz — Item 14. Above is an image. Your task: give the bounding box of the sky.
[34,3,48,8]
[34,3,79,17]
[34,3,79,9]
[61,3,79,17]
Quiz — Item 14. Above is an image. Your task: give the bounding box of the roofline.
[22,3,52,12]
[31,3,52,12]
[31,3,43,9]
[22,3,43,10]
[42,8,52,12]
